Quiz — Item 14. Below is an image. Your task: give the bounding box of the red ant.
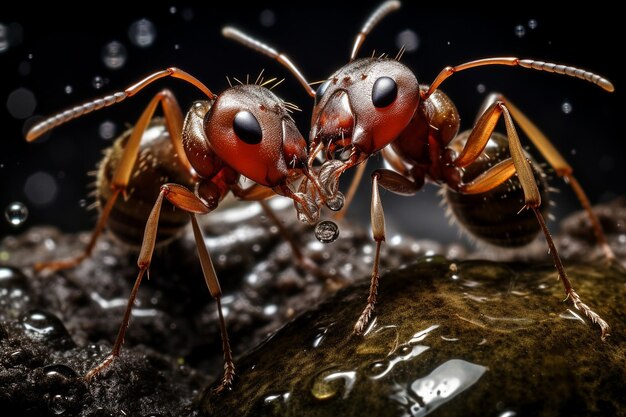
[26,68,321,391]
[224,1,614,339]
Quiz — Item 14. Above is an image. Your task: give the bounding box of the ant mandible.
[223,1,614,339]
[26,67,320,391]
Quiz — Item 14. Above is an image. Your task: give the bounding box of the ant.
[26,67,321,391]
[224,1,614,339]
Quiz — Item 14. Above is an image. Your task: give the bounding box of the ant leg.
[479,93,616,264]
[354,169,423,335]
[452,102,610,339]
[35,90,193,273]
[87,183,236,391]
[333,160,367,221]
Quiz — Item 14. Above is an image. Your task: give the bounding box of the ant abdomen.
[97,118,194,247]
[445,131,549,247]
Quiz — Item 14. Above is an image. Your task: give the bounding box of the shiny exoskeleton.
[26,68,318,391]
[224,1,614,340]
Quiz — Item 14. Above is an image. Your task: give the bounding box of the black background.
[1,3,624,243]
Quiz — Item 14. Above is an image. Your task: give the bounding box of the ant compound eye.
[315,79,331,104]
[372,76,398,108]
[233,110,262,145]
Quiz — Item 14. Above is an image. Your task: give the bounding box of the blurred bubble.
[395,29,420,53]
[181,8,194,21]
[174,43,180,50]
[259,9,276,27]
[128,19,156,48]
[6,88,36,119]
[64,85,73,94]
[0,24,9,53]
[92,76,104,90]
[514,25,526,38]
[24,171,58,206]
[5,202,28,227]
[561,101,572,114]
[99,120,117,140]
[169,6,177,14]
[528,19,538,30]
[18,61,31,76]
[102,41,127,70]
[476,84,486,94]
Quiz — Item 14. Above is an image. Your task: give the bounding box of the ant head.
[204,84,308,187]
[310,57,419,156]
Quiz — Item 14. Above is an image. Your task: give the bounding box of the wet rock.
[202,259,626,417]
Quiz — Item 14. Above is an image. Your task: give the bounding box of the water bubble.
[102,41,127,70]
[64,85,73,94]
[528,19,538,30]
[0,24,9,53]
[18,61,31,76]
[99,120,117,140]
[0,266,28,290]
[24,171,58,206]
[181,7,194,21]
[92,76,104,90]
[259,9,276,27]
[49,394,68,415]
[5,202,28,227]
[514,25,526,38]
[315,221,340,244]
[129,18,156,47]
[476,84,486,94]
[43,364,78,381]
[395,29,420,53]
[561,101,573,114]
[6,87,37,119]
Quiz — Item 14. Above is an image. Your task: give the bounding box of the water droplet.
[6,87,37,119]
[18,61,31,76]
[5,202,28,227]
[326,192,345,211]
[0,266,28,290]
[99,120,117,140]
[48,394,68,415]
[129,19,156,48]
[24,171,58,206]
[310,369,356,400]
[102,41,127,70]
[92,76,104,90]
[395,29,420,53]
[476,84,486,94]
[0,24,9,53]
[528,19,538,30]
[514,25,526,38]
[43,364,78,381]
[561,101,573,114]
[21,309,74,348]
[259,9,276,27]
[315,221,340,244]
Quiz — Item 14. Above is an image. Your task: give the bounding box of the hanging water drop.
[315,221,340,244]
[129,19,156,48]
[102,41,127,70]
[5,202,28,227]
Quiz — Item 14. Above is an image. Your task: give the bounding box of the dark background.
[1,3,624,244]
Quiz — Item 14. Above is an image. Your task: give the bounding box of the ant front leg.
[451,101,610,339]
[478,93,617,264]
[354,168,424,335]
[86,182,236,393]
[34,89,194,273]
